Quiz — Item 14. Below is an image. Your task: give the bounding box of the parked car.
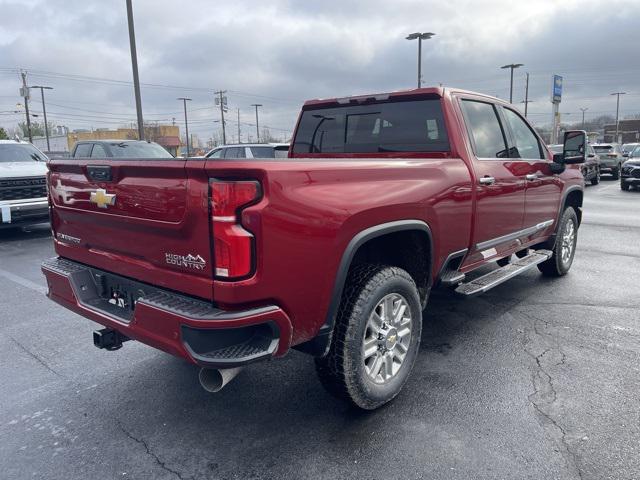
[622,143,640,158]
[71,140,174,159]
[621,145,640,191]
[42,87,586,409]
[592,143,624,179]
[548,143,600,185]
[0,140,49,229]
[205,143,289,159]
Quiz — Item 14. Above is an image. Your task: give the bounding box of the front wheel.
[315,265,422,410]
[590,169,600,185]
[538,207,578,277]
[611,165,620,180]
[621,178,630,191]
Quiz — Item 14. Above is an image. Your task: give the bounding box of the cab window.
[502,108,543,159]
[460,100,509,159]
[73,143,93,158]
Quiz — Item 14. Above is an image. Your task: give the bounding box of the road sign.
[19,87,30,99]
[552,75,563,104]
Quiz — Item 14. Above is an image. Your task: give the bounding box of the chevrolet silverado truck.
[0,140,49,229]
[42,87,586,409]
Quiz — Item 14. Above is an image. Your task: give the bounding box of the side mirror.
[560,130,587,164]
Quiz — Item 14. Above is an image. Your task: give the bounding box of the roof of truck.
[302,86,505,109]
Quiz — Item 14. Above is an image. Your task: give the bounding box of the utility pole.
[523,72,530,117]
[126,0,144,140]
[237,108,241,143]
[406,32,435,88]
[177,97,192,157]
[20,71,32,143]
[30,85,53,151]
[500,63,524,103]
[580,107,588,130]
[214,90,227,144]
[251,104,262,142]
[611,92,626,143]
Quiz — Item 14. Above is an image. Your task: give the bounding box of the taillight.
[210,180,260,279]
[607,153,617,158]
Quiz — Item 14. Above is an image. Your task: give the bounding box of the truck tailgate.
[48,159,215,300]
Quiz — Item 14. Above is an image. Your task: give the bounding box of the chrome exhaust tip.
[198,367,244,393]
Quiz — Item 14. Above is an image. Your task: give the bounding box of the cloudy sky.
[0,0,638,143]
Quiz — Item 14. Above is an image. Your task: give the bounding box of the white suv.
[0,140,49,228]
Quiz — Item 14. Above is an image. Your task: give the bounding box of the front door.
[500,106,562,242]
[458,98,527,267]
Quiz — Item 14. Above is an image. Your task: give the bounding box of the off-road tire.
[314,265,422,410]
[537,207,578,277]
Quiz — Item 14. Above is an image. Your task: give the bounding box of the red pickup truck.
[42,87,586,409]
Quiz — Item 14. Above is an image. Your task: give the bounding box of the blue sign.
[552,75,563,103]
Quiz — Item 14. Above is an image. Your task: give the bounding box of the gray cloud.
[1,0,638,141]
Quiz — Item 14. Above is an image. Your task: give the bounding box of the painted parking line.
[0,268,47,294]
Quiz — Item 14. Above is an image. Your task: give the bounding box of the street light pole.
[30,86,53,152]
[251,104,262,142]
[611,92,626,143]
[580,107,588,130]
[177,97,192,157]
[500,63,524,103]
[126,0,145,141]
[406,32,435,88]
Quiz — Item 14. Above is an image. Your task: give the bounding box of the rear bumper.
[41,257,292,368]
[0,198,49,227]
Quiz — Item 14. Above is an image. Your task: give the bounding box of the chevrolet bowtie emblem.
[90,189,116,209]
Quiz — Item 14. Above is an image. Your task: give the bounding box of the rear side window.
[250,146,275,158]
[460,100,508,159]
[292,99,449,154]
[73,143,92,158]
[224,147,246,159]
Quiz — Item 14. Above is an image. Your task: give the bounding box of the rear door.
[458,98,527,264]
[500,106,561,239]
[48,158,214,300]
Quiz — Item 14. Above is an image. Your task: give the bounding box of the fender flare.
[295,219,433,357]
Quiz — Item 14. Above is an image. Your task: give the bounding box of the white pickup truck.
[0,140,49,228]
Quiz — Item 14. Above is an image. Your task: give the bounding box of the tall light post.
[406,32,435,88]
[500,63,524,103]
[30,85,53,152]
[126,0,144,140]
[177,97,192,157]
[611,92,626,143]
[579,107,588,130]
[251,104,262,142]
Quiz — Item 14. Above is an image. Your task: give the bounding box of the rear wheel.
[315,265,422,410]
[538,207,578,277]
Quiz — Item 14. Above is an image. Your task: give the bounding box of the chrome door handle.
[526,173,539,181]
[479,176,495,185]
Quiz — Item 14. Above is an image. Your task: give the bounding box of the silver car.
[592,143,624,179]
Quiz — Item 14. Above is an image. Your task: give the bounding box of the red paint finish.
[44,87,583,361]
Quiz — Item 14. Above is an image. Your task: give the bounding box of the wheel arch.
[295,220,433,357]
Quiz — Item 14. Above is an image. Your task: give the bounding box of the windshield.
[593,145,613,153]
[631,146,640,158]
[623,144,639,153]
[109,142,174,159]
[0,143,47,163]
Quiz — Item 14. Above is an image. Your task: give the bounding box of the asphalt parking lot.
[1,178,639,480]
